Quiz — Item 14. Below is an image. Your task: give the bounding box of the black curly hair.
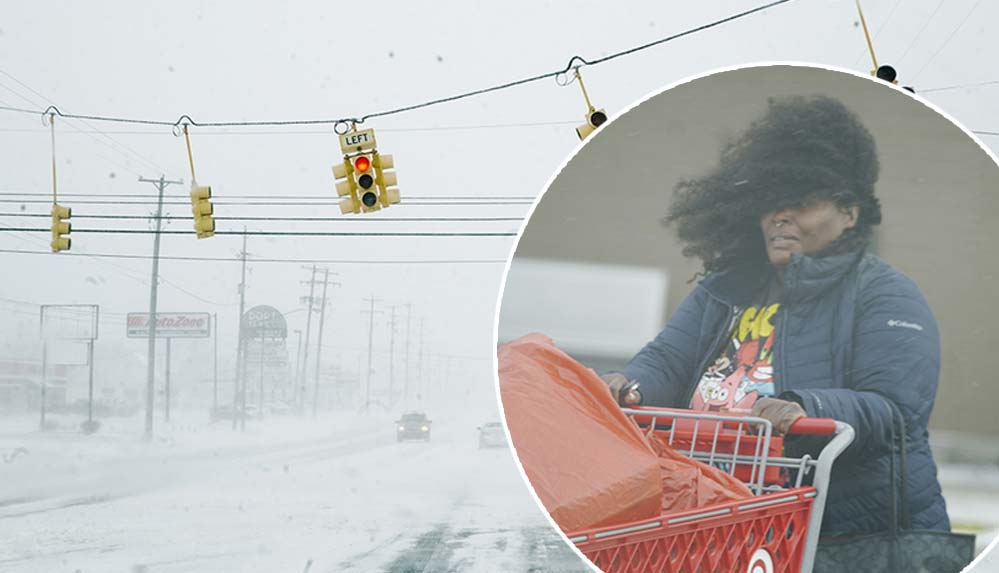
[665,95,882,277]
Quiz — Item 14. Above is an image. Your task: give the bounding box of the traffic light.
[875,64,897,83]
[873,64,915,93]
[374,153,401,208]
[576,108,608,140]
[50,203,71,253]
[333,127,400,214]
[190,184,215,239]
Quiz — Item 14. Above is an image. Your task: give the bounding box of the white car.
[478,422,508,448]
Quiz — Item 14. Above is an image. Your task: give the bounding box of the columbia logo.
[887,319,923,331]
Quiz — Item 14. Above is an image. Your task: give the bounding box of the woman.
[602,95,950,536]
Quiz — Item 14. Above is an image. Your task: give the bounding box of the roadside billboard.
[126,313,211,338]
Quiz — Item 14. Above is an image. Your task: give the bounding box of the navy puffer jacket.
[619,249,949,535]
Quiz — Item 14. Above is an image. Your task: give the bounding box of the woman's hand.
[601,373,642,406]
[750,397,806,434]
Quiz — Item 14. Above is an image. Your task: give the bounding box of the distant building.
[0,360,69,412]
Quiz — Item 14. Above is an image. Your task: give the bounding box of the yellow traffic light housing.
[190,184,215,238]
[333,127,401,214]
[50,203,71,252]
[375,153,401,207]
[576,108,608,140]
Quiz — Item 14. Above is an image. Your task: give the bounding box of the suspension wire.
[0,247,508,265]
[0,198,533,206]
[0,0,794,128]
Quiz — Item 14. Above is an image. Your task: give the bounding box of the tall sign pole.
[403,303,412,411]
[388,306,397,408]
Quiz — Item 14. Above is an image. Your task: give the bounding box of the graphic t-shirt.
[690,281,781,412]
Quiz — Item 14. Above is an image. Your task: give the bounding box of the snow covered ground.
[4,408,996,573]
[0,408,591,573]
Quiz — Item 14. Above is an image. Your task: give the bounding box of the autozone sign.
[127,313,211,338]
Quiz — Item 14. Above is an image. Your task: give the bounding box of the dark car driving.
[396,411,432,442]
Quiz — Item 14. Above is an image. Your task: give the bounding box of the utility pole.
[298,265,317,415]
[39,339,47,430]
[212,312,219,412]
[164,338,172,422]
[139,175,183,440]
[362,296,382,413]
[86,339,95,425]
[293,329,302,398]
[388,306,397,408]
[233,229,248,431]
[417,318,425,403]
[403,303,413,411]
[312,269,339,417]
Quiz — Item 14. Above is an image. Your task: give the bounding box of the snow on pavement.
[0,406,592,573]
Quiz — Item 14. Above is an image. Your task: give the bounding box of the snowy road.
[0,411,591,573]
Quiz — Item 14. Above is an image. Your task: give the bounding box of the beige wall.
[509,65,999,435]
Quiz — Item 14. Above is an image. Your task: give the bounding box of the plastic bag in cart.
[498,333,752,532]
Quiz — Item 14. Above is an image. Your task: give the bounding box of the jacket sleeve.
[615,285,709,407]
[782,270,940,462]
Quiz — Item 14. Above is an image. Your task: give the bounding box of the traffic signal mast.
[46,113,72,253]
[183,124,216,238]
[573,68,608,141]
[333,126,401,214]
[856,0,915,93]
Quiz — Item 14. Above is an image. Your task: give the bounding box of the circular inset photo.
[495,63,999,573]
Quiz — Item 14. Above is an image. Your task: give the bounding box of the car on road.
[396,411,431,442]
[478,422,508,448]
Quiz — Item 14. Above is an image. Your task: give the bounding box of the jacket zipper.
[775,308,786,397]
[682,302,740,407]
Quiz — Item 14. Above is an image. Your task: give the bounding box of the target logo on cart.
[747,547,774,573]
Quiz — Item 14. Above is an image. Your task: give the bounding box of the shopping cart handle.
[787,417,837,435]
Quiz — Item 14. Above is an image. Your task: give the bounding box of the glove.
[750,397,806,435]
[600,373,642,407]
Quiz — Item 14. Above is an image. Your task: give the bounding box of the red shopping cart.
[567,407,854,573]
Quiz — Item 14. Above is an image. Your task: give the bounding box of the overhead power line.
[0,248,508,265]
[0,227,517,237]
[0,71,170,176]
[0,119,579,135]
[0,199,534,207]
[0,213,525,222]
[919,79,999,94]
[0,192,535,200]
[0,0,794,128]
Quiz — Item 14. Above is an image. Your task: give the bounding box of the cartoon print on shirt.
[691,302,779,411]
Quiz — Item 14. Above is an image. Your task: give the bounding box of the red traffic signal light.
[354,156,371,173]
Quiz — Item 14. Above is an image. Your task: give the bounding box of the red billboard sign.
[126,313,211,338]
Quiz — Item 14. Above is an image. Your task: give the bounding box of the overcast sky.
[0,0,996,393]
